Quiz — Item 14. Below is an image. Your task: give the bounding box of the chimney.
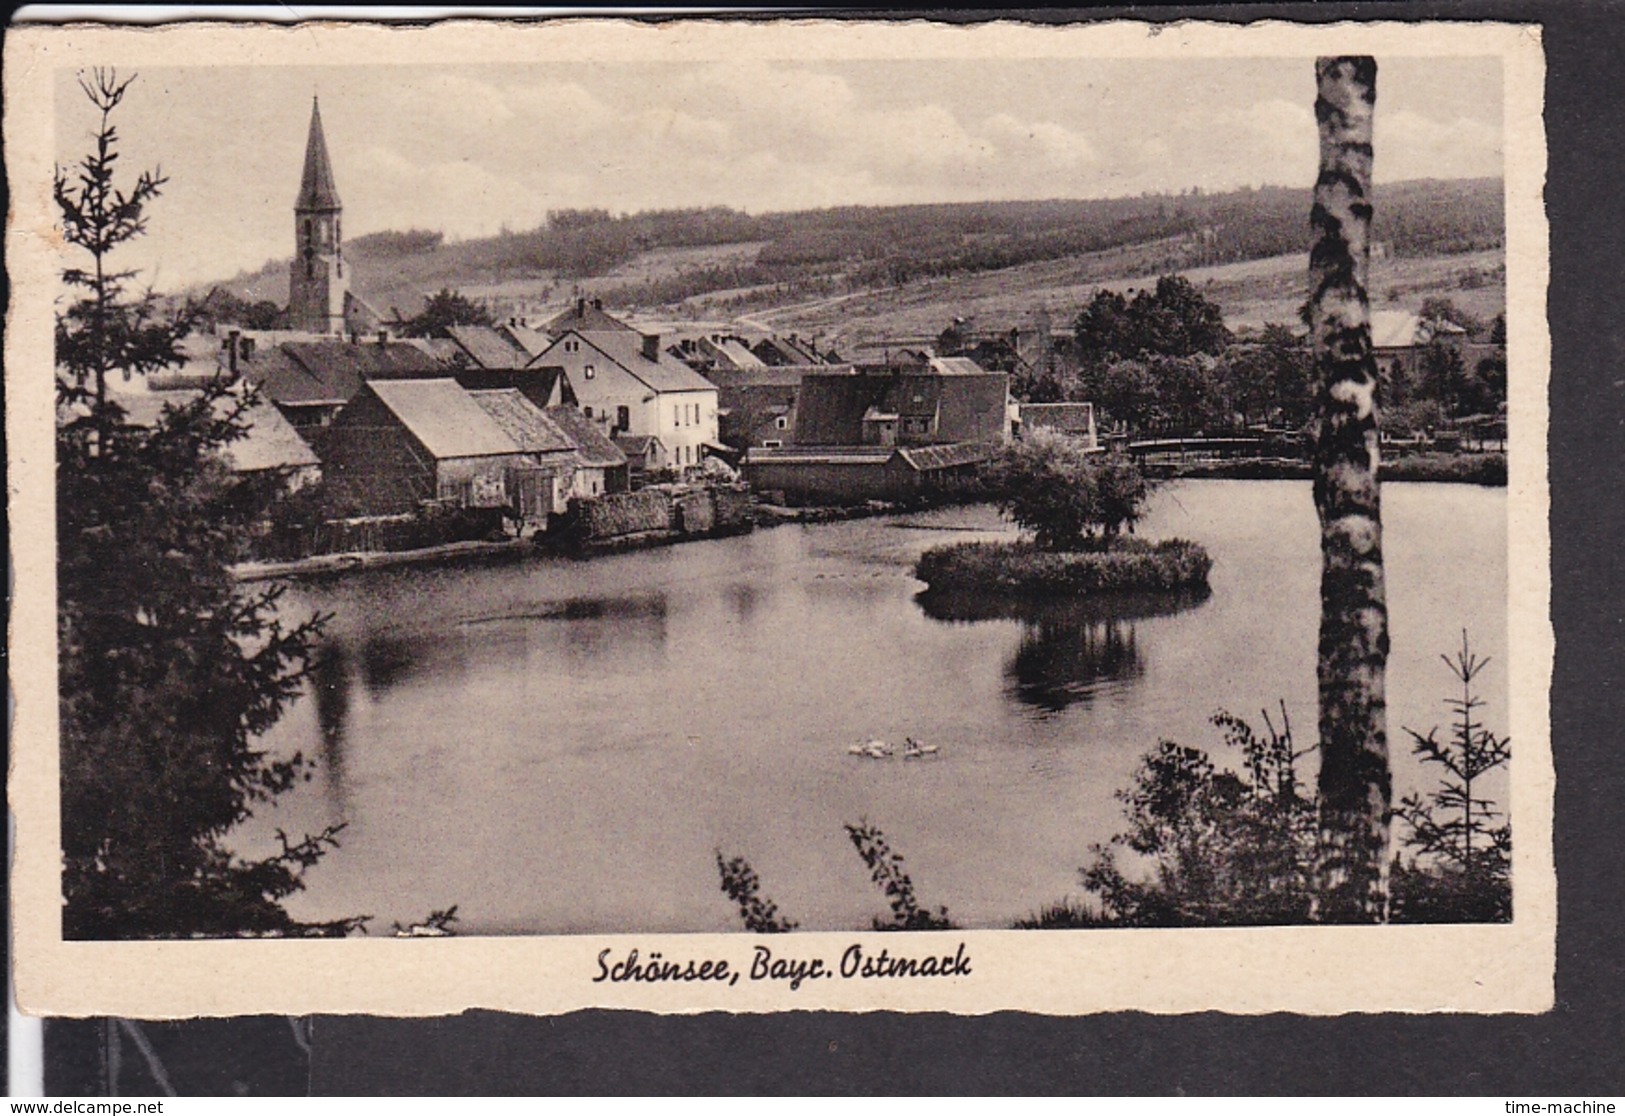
[377,330,389,347]
[593,297,603,311]
[242,337,256,361]
[576,297,586,317]
[641,333,660,362]
[226,330,240,377]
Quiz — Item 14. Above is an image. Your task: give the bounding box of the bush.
[1381,452,1506,486]
[915,537,1212,597]
[1073,708,1319,927]
[1031,635,1509,928]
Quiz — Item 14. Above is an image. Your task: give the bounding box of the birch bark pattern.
[1309,56,1391,922]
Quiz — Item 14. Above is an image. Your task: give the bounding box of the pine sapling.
[1392,632,1512,922]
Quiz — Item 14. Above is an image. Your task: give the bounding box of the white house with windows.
[530,328,719,473]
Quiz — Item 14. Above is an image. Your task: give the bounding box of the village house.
[703,363,848,451]
[496,319,554,362]
[225,330,446,432]
[671,333,767,375]
[531,326,720,473]
[745,443,994,506]
[441,324,533,370]
[405,323,576,409]
[106,386,322,491]
[1016,401,1100,449]
[543,297,638,338]
[614,433,666,484]
[751,333,830,366]
[744,354,1012,504]
[794,355,1011,448]
[544,405,632,498]
[1370,309,1469,386]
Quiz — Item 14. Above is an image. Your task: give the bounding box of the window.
[584,364,595,379]
[775,416,788,430]
[584,406,594,419]
[616,405,630,431]
[674,405,680,426]
[762,439,783,449]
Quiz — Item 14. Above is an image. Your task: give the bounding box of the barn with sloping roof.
[320,378,541,517]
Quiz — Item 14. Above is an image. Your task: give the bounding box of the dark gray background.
[29,0,1625,1095]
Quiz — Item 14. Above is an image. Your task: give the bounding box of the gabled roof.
[447,325,530,370]
[259,339,445,407]
[367,378,523,459]
[545,406,628,468]
[752,335,822,366]
[711,337,765,368]
[545,330,719,395]
[235,343,343,406]
[1370,311,1423,350]
[111,389,320,472]
[543,301,638,336]
[404,337,466,365]
[1019,402,1095,435]
[615,433,665,459]
[499,322,553,358]
[296,97,342,211]
[927,356,989,376]
[468,388,575,454]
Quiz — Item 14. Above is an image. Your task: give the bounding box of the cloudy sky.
[53,55,1503,291]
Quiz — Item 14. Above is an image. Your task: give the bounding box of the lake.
[240,479,1509,934]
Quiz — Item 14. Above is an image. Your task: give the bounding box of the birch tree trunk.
[1309,56,1391,922]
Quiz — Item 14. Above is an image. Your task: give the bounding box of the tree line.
[967,275,1507,438]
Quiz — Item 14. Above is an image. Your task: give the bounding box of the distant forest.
[210,178,1503,314]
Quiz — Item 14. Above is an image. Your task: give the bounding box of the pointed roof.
[296,97,342,212]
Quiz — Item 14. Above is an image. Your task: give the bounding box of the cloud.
[1377,109,1503,180]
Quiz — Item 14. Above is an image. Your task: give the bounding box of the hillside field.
[197,178,1505,343]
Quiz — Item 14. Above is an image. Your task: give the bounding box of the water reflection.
[309,646,351,814]
[359,634,444,697]
[1009,617,1141,713]
[917,588,1211,714]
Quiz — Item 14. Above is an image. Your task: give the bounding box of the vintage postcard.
[7,17,1552,1017]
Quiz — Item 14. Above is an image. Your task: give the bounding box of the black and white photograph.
[7,17,1552,1017]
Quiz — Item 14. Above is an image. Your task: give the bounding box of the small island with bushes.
[915,431,1212,597]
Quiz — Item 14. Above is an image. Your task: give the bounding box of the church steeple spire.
[288,96,349,334]
[296,96,342,212]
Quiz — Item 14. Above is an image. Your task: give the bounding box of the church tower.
[287,97,349,334]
